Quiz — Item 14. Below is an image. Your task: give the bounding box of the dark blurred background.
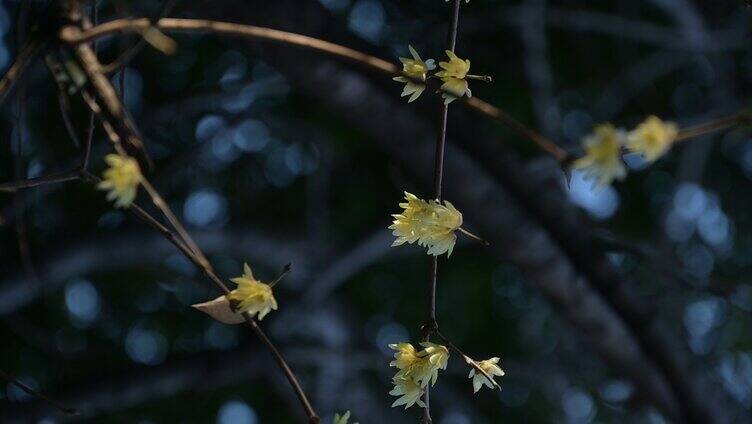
[0,0,751,423]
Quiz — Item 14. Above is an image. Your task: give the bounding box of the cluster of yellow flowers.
[436,50,472,104]
[97,153,142,208]
[192,263,279,324]
[393,47,474,104]
[389,192,463,256]
[389,342,450,409]
[572,115,679,187]
[388,342,504,407]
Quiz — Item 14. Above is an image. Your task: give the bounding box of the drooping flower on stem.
[392,45,435,103]
[97,153,142,208]
[468,357,505,393]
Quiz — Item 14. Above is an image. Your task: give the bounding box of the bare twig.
[423,2,462,422]
[101,0,180,74]
[0,369,78,416]
[0,169,82,194]
[0,39,44,109]
[458,227,490,246]
[140,178,213,272]
[79,171,320,423]
[59,17,567,163]
[675,111,751,142]
[70,17,743,165]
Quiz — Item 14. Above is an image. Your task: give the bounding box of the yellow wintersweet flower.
[627,115,679,162]
[436,50,472,104]
[417,342,450,387]
[436,50,470,79]
[389,192,463,257]
[468,357,505,393]
[389,342,450,388]
[97,154,142,208]
[393,45,436,103]
[228,263,278,320]
[389,376,426,409]
[571,123,627,187]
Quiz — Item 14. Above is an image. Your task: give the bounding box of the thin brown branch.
[675,111,752,142]
[464,97,570,162]
[101,0,180,74]
[0,369,78,416]
[79,172,319,424]
[59,17,567,163]
[64,5,317,413]
[458,227,490,246]
[0,39,44,109]
[0,169,82,193]
[140,178,213,272]
[423,2,462,422]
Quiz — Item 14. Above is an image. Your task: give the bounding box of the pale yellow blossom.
[228,263,278,320]
[389,376,426,409]
[392,45,436,103]
[389,192,463,256]
[333,411,358,424]
[389,342,450,388]
[468,357,505,393]
[97,154,142,208]
[627,115,678,162]
[436,50,472,104]
[417,342,450,387]
[571,123,627,187]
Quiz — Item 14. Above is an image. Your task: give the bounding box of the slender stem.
[423,2,461,422]
[83,109,95,170]
[0,39,44,109]
[140,178,213,272]
[84,0,97,170]
[268,263,292,288]
[80,171,320,423]
[675,112,750,142]
[0,370,78,416]
[458,227,490,246]
[58,17,567,163]
[0,169,82,192]
[465,74,493,82]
